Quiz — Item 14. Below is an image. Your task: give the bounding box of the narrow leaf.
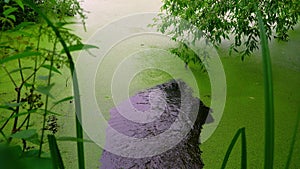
[285,111,300,169]
[53,96,74,106]
[14,22,34,30]
[221,127,247,169]
[0,110,37,123]
[0,51,40,64]
[41,64,62,75]
[56,137,93,143]
[0,102,26,110]
[241,128,247,168]
[36,83,55,99]
[37,75,52,81]
[60,44,98,54]
[39,109,62,116]
[9,66,32,74]
[14,0,24,11]
[48,135,65,169]
[10,129,37,139]
[257,8,275,169]
[7,15,16,22]
[3,7,18,16]
[56,21,78,28]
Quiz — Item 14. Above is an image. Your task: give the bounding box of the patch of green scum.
[52,25,300,168]
[201,26,300,169]
[2,22,299,168]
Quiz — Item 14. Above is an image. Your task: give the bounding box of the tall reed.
[257,8,275,169]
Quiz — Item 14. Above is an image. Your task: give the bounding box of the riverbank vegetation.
[0,1,97,168]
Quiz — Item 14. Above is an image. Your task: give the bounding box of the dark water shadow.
[100,79,213,169]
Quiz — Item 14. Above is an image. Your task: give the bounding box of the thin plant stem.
[39,38,58,157]
[2,64,18,88]
[17,115,30,131]
[26,25,43,130]
[11,84,22,135]
[0,130,8,142]
[18,59,24,82]
[0,111,15,131]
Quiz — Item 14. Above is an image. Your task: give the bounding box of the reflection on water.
[100,80,212,169]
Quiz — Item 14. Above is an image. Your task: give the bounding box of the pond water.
[57,1,217,168]
[55,0,300,169]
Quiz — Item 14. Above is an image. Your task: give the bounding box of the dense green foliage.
[156,0,299,59]
[0,0,86,30]
[0,0,95,168]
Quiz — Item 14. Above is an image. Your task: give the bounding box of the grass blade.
[241,128,247,168]
[257,8,275,169]
[221,127,247,169]
[48,135,65,169]
[285,110,300,169]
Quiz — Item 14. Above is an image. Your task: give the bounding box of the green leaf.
[55,21,78,28]
[9,66,32,74]
[41,64,62,75]
[14,22,35,30]
[0,102,25,110]
[24,82,33,87]
[0,105,13,110]
[37,75,52,81]
[10,129,37,139]
[36,84,55,99]
[7,15,16,22]
[53,96,74,106]
[0,51,41,64]
[60,44,99,54]
[0,45,14,49]
[0,110,37,123]
[56,137,93,143]
[27,133,40,145]
[14,0,24,11]
[48,135,65,169]
[3,7,18,16]
[39,109,62,116]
